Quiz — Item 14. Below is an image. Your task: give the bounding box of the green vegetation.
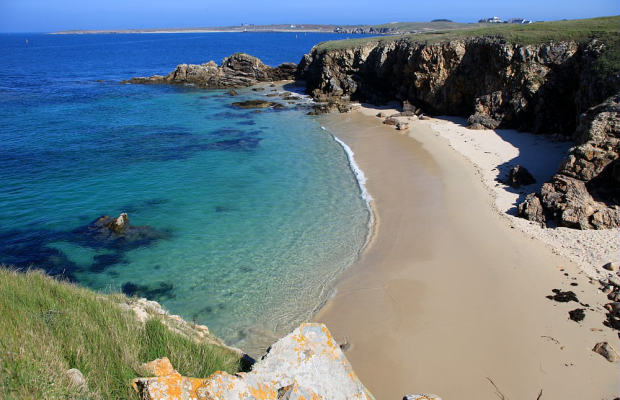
[0,267,242,399]
[317,16,619,74]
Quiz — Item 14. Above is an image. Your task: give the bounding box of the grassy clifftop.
[317,16,619,73]
[0,268,243,399]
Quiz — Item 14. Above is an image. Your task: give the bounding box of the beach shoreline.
[314,107,617,399]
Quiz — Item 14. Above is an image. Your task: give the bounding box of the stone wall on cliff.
[298,36,619,229]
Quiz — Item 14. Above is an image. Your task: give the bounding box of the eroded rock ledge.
[122,53,297,88]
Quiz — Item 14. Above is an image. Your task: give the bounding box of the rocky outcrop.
[298,30,619,229]
[123,53,297,89]
[520,95,620,229]
[74,213,170,248]
[133,323,375,400]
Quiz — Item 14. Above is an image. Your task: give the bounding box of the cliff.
[298,17,620,229]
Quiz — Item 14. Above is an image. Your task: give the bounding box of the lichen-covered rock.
[249,323,373,400]
[132,357,210,400]
[123,53,296,89]
[132,324,374,400]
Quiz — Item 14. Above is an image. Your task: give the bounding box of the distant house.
[508,18,532,24]
[479,16,504,23]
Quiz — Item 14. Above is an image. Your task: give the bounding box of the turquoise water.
[0,33,371,351]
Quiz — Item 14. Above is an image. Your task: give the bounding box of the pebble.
[602,286,612,294]
[608,275,620,288]
[603,261,620,272]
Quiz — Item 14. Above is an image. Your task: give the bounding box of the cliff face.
[299,38,618,135]
[298,37,619,229]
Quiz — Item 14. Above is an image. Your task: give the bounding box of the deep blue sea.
[0,32,372,351]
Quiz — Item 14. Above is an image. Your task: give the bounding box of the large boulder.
[132,323,375,400]
[540,175,619,229]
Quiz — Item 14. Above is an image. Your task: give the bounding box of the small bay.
[0,32,372,352]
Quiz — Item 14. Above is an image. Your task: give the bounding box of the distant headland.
[50,21,490,35]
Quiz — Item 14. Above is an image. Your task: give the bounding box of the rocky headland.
[122,53,297,89]
[297,17,620,229]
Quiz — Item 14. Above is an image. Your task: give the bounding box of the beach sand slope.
[315,109,617,399]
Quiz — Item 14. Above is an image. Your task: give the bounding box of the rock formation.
[521,95,620,229]
[73,213,170,249]
[297,30,619,229]
[133,323,375,400]
[123,53,297,89]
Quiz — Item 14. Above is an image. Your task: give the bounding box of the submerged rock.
[231,100,279,109]
[72,213,170,251]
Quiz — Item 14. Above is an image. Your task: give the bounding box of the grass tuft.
[0,267,242,399]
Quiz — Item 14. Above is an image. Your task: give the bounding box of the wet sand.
[315,111,618,399]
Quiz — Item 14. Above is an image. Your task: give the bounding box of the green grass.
[0,267,242,399]
[316,16,619,74]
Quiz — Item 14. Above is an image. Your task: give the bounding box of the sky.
[0,0,618,33]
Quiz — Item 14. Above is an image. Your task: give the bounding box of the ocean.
[0,32,372,352]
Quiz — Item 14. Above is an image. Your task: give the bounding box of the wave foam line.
[323,127,372,204]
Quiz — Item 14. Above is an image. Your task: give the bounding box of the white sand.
[358,104,618,279]
[314,107,618,399]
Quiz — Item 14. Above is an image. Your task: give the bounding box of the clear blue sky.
[1,0,618,32]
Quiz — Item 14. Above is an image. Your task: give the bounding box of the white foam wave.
[329,132,372,203]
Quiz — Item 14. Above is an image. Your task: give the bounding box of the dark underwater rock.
[232,100,279,109]
[73,213,170,251]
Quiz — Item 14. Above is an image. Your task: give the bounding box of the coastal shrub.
[0,267,242,399]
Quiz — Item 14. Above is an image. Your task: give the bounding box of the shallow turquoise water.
[0,33,371,350]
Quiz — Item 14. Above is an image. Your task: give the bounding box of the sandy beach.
[315,107,618,399]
